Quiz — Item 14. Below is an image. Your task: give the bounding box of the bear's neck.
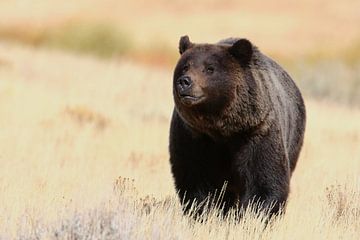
[178,105,270,140]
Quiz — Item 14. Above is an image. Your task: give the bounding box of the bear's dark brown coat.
[169,36,306,216]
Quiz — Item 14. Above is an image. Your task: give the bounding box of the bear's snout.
[175,76,205,106]
[176,76,193,95]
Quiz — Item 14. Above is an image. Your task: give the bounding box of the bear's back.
[253,54,306,171]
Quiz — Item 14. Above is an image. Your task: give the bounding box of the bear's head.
[173,36,269,138]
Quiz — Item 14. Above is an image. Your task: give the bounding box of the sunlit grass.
[0,42,359,238]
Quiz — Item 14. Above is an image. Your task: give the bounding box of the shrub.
[44,22,133,58]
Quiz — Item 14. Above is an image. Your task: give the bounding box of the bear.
[169,35,306,217]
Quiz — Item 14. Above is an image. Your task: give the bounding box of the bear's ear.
[229,39,253,66]
[179,35,193,54]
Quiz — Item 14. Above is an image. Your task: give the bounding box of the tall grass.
[0,42,360,239]
[13,177,360,239]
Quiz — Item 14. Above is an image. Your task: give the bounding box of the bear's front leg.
[177,186,211,216]
[234,132,290,217]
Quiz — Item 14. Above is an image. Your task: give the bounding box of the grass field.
[0,42,360,239]
[0,0,360,239]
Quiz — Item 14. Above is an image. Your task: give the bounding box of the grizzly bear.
[169,36,306,217]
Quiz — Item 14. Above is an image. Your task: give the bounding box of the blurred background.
[0,0,360,237]
[1,0,360,103]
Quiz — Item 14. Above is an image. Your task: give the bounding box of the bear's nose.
[177,76,193,92]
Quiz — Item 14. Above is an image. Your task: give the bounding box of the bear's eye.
[206,66,215,74]
[182,65,189,73]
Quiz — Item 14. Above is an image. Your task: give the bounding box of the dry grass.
[1,1,360,238]
[0,41,360,239]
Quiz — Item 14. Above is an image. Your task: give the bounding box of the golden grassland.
[0,42,360,239]
[0,0,360,238]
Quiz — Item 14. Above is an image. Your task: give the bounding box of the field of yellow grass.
[0,0,360,238]
[0,41,360,239]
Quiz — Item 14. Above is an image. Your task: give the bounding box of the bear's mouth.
[179,94,205,106]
